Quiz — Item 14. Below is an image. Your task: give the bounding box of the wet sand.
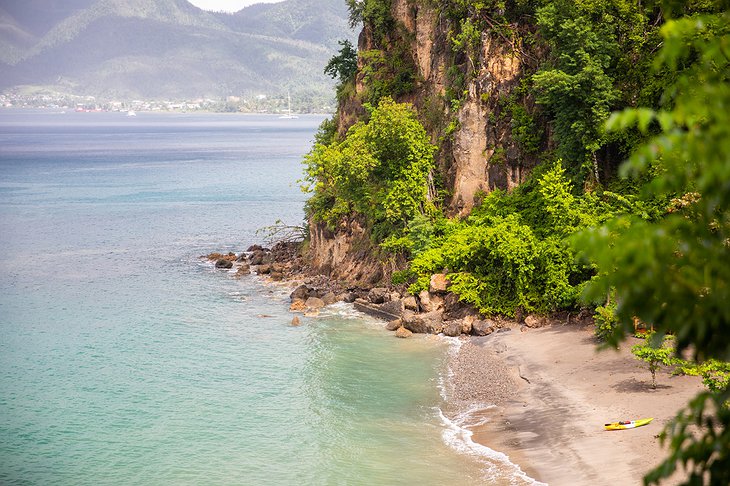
[450,323,704,485]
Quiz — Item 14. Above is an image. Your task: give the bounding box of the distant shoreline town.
[0,90,335,115]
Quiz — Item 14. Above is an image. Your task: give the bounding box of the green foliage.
[504,98,541,154]
[360,47,417,105]
[644,391,730,486]
[346,0,393,34]
[404,163,608,315]
[324,40,358,85]
[303,98,436,240]
[593,301,618,341]
[573,4,730,484]
[532,0,652,183]
[699,361,730,394]
[632,333,678,389]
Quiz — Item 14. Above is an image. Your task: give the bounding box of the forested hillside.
[304,0,729,483]
[0,0,353,100]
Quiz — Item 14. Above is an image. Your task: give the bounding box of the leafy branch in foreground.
[574,4,730,484]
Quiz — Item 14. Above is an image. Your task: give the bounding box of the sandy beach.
[449,322,705,486]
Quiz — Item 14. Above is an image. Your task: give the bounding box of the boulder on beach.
[305,297,325,310]
[321,292,337,306]
[442,320,463,337]
[380,299,404,318]
[290,300,307,312]
[403,295,419,311]
[472,319,497,336]
[256,264,273,274]
[368,287,389,304]
[418,291,444,313]
[403,310,444,334]
[524,315,544,328]
[395,326,413,338]
[290,284,310,301]
[386,319,402,331]
[429,273,449,293]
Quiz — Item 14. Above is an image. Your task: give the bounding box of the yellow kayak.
[604,418,654,431]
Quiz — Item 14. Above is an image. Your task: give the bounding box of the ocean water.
[0,110,534,485]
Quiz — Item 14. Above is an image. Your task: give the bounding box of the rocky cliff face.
[308,0,543,284]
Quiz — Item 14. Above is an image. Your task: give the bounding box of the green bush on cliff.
[403,162,608,316]
[532,0,653,184]
[302,97,436,240]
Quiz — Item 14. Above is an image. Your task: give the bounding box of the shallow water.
[0,110,534,485]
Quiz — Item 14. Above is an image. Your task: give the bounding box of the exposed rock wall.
[308,219,389,287]
[309,0,542,279]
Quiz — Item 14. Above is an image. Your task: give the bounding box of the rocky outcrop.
[307,218,389,287]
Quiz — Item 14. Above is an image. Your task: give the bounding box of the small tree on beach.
[631,333,677,389]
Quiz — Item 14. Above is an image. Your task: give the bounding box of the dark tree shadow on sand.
[611,377,672,393]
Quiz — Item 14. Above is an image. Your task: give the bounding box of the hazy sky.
[187,1,284,13]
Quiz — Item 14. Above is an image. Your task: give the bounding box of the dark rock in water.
[256,264,273,275]
[368,287,389,304]
[247,244,265,252]
[386,319,402,331]
[395,326,413,338]
[235,263,250,277]
[403,310,444,334]
[236,253,248,262]
[290,284,310,301]
[472,319,497,336]
[442,320,463,337]
[215,259,233,269]
[249,250,271,266]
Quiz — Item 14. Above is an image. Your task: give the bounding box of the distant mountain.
[0,0,354,100]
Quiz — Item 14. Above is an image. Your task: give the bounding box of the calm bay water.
[0,110,531,485]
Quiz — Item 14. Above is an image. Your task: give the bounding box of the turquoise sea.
[0,110,535,485]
